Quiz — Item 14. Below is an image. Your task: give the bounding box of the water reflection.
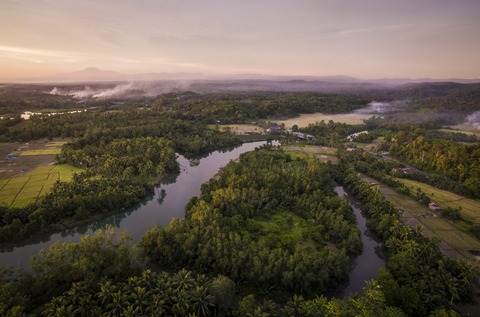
[326,186,388,298]
[0,141,273,271]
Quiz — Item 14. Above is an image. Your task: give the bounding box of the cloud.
[0,46,78,63]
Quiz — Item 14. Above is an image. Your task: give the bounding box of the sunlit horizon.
[1,0,479,81]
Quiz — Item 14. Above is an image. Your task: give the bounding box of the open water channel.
[0,141,387,297]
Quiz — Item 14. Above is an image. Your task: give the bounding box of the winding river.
[0,141,387,297]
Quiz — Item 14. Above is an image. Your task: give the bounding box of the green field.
[398,178,480,224]
[45,141,67,147]
[283,145,338,164]
[20,149,62,156]
[360,174,480,261]
[0,164,84,208]
[207,124,265,135]
[276,112,373,128]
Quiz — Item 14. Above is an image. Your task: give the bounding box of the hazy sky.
[1,0,479,80]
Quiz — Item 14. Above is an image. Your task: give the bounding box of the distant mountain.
[4,67,480,86]
[44,67,129,82]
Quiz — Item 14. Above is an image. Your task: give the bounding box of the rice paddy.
[0,164,84,208]
[360,174,480,261]
[398,178,480,224]
[20,149,62,156]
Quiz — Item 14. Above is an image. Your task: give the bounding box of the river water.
[330,186,388,297]
[0,141,387,297]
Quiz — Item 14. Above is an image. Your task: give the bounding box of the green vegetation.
[0,164,84,208]
[0,173,152,241]
[338,147,480,262]
[386,132,480,198]
[19,149,62,156]
[2,84,480,316]
[398,179,480,224]
[141,148,362,298]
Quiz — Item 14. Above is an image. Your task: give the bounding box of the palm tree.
[389,219,402,238]
[65,282,87,307]
[147,294,167,316]
[106,292,130,317]
[43,297,67,316]
[172,289,192,316]
[73,294,96,317]
[120,306,146,317]
[96,281,116,308]
[191,287,214,317]
[131,287,152,313]
[172,269,196,291]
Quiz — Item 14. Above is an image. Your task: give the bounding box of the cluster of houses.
[266,126,281,132]
[290,131,316,140]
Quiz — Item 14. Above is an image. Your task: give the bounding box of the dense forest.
[141,148,362,298]
[1,148,479,316]
[388,132,480,197]
[1,84,480,316]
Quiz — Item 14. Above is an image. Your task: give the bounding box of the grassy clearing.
[44,141,67,147]
[282,145,338,164]
[0,164,84,208]
[207,124,265,135]
[443,124,480,133]
[438,129,478,136]
[20,149,62,156]
[276,112,372,128]
[256,211,313,245]
[348,137,384,151]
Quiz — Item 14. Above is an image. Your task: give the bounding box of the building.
[392,167,415,174]
[346,148,356,152]
[429,203,441,211]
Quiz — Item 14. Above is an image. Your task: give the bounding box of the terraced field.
[0,164,84,208]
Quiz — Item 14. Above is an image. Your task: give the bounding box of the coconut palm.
[191,286,214,317]
[106,292,130,316]
[172,269,196,291]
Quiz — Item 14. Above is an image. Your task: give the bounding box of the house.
[393,167,415,174]
[429,203,441,211]
[346,148,356,152]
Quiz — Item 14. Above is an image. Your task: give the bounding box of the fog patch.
[465,111,480,130]
[47,81,194,99]
[355,101,407,114]
[48,85,97,98]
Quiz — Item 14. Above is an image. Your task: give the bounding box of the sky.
[1,0,479,80]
